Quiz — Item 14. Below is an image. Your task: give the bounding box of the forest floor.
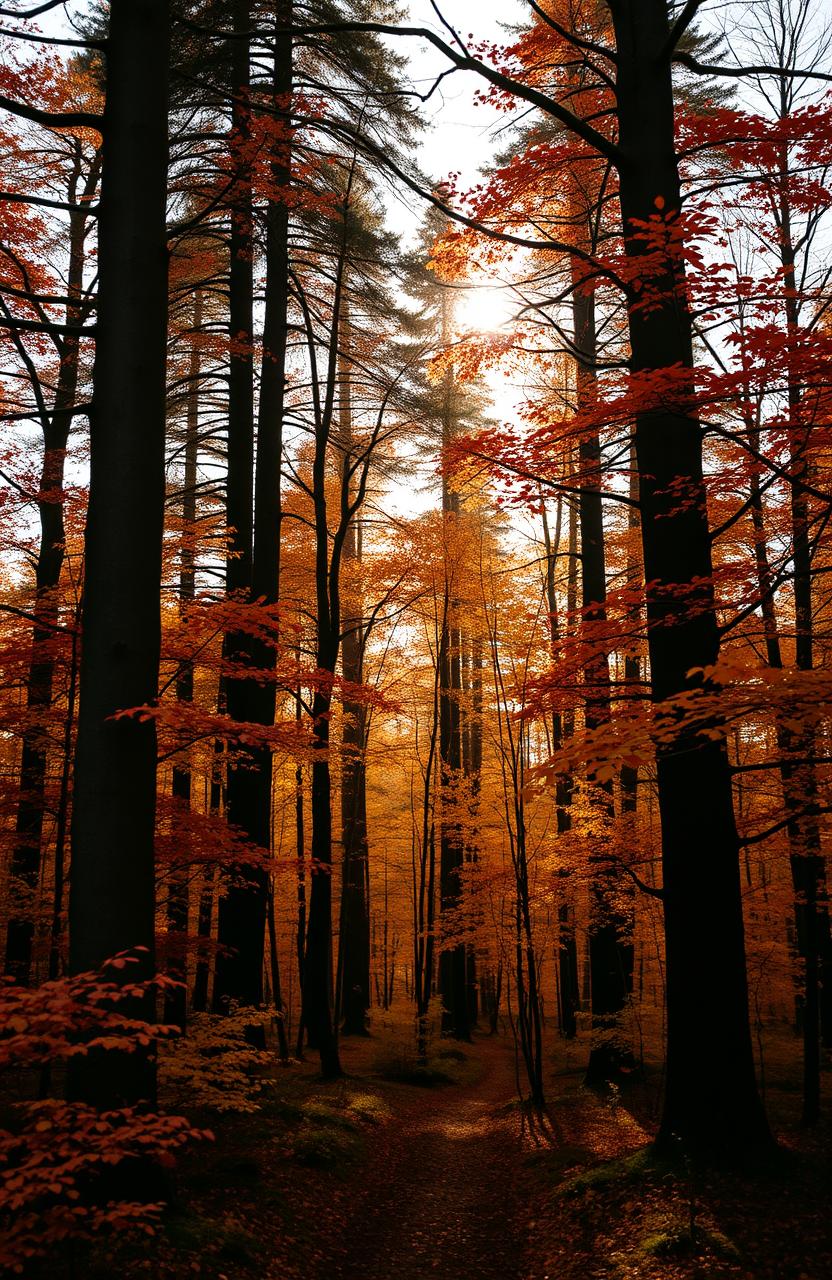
[80,1023,832,1280]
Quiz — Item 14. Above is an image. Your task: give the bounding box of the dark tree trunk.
[414,601,442,1061]
[213,0,260,1011]
[620,439,640,814]
[69,0,169,1108]
[301,229,348,1080]
[774,135,827,1124]
[465,632,482,1025]
[294,671,306,1055]
[745,356,827,1124]
[165,288,202,1029]
[611,0,770,1155]
[5,143,100,984]
[192,736,223,1013]
[438,292,469,1041]
[573,285,634,1088]
[541,493,579,1038]
[214,4,292,1014]
[338,318,371,1037]
[304,699,342,1074]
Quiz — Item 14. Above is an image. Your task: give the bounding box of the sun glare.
[456,283,515,334]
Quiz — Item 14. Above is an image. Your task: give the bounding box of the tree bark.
[214,3,292,1014]
[572,283,634,1087]
[611,0,770,1154]
[165,287,202,1029]
[438,289,469,1041]
[337,307,371,1036]
[213,0,260,1011]
[5,143,100,984]
[69,0,169,1108]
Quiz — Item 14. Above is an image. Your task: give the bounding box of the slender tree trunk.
[301,231,349,1080]
[69,0,169,1108]
[746,382,826,1124]
[338,308,371,1036]
[268,877,289,1060]
[465,631,482,1024]
[438,289,469,1040]
[415,600,444,1060]
[612,0,769,1154]
[294,669,306,1055]
[215,4,292,1014]
[5,144,100,984]
[542,494,579,1037]
[774,130,826,1124]
[213,0,258,1010]
[192,736,223,1013]
[48,612,79,982]
[572,283,634,1087]
[165,288,202,1029]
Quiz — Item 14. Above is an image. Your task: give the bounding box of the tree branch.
[659,0,707,61]
[0,93,102,131]
[673,51,832,84]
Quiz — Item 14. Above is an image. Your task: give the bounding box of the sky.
[388,1,526,239]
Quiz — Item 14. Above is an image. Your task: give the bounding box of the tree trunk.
[611,0,770,1155]
[338,311,371,1036]
[5,143,100,984]
[214,4,292,1014]
[541,493,579,1037]
[438,290,469,1041]
[301,231,348,1080]
[165,287,202,1029]
[774,130,826,1124]
[213,0,258,1010]
[573,284,634,1087]
[69,0,169,1108]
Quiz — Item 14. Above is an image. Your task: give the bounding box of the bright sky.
[380,1,525,252]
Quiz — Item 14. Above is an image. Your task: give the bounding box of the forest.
[0,0,831,1276]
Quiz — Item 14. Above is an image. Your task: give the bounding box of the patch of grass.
[371,1038,487,1087]
[372,1046,455,1086]
[639,1222,741,1262]
[345,1090,391,1125]
[301,1099,360,1131]
[554,1147,657,1197]
[164,1208,219,1253]
[162,1209,267,1264]
[640,1227,696,1259]
[291,1124,363,1169]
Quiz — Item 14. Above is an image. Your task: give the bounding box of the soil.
[333,1035,529,1279]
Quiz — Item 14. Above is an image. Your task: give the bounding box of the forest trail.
[332,1035,532,1280]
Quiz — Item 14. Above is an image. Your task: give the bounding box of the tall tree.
[2,109,100,985]
[69,0,170,1106]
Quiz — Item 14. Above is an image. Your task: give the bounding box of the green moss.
[640,1228,695,1258]
[345,1091,392,1125]
[554,1148,656,1197]
[163,1209,267,1264]
[301,1099,360,1131]
[291,1124,362,1169]
[638,1221,741,1262]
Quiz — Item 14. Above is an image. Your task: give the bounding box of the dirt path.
[332,1036,532,1280]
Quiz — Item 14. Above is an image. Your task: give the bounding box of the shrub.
[0,953,211,1273]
